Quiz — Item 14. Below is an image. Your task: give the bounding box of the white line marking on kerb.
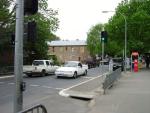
[59,73,107,97]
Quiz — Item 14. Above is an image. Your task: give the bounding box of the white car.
[55,61,88,78]
[23,60,59,77]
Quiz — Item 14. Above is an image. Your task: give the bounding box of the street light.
[102,11,127,72]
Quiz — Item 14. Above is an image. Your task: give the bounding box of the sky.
[48,0,123,40]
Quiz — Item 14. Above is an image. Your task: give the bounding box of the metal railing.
[18,104,47,113]
[102,68,121,93]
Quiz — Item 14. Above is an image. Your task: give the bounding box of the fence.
[18,104,47,113]
[102,68,122,93]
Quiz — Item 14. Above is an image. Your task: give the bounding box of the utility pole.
[14,0,24,112]
[101,27,105,73]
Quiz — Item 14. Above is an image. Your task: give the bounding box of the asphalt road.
[0,66,109,113]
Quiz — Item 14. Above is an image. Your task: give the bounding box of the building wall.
[48,45,91,63]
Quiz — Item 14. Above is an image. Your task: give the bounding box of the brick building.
[48,40,91,63]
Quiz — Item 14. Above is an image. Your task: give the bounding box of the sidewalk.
[88,69,150,113]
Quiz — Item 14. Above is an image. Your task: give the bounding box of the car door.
[49,62,56,73]
[77,63,83,75]
[45,61,51,73]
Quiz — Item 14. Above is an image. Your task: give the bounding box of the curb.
[59,72,108,99]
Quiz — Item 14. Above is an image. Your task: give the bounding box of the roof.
[47,40,87,46]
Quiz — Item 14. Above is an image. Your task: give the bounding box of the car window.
[33,61,44,66]
[46,61,49,66]
[64,62,78,67]
[78,63,82,67]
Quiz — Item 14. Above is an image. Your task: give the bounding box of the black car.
[112,58,124,71]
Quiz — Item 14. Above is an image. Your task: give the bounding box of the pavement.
[87,69,150,113]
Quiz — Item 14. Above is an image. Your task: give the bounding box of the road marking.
[0,82,4,84]
[30,84,40,87]
[29,84,63,90]
[8,83,15,85]
[82,77,97,79]
[0,75,14,79]
[41,85,63,90]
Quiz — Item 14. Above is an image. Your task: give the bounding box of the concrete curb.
[59,72,109,99]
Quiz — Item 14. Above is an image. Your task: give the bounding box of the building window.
[71,47,74,52]
[78,57,81,61]
[52,47,55,52]
[60,47,63,52]
[66,47,68,51]
[80,47,84,53]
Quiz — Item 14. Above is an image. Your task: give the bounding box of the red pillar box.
[134,59,138,72]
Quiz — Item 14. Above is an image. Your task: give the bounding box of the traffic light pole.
[14,0,24,112]
[102,41,104,73]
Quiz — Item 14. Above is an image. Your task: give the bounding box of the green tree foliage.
[24,7,59,63]
[0,0,14,47]
[87,24,103,57]
[0,0,59,64]
[106,0,150,56]
[0,0,15,65]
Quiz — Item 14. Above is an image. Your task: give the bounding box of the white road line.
[55,87,63,90]
[0,82,4,84]
[41,86,63,90]
[29,84,63,90]
[0,75,14,79]
[82,77,97,79]
[8,83,15,85]
[41,86,55,89]
[30,84,40,87]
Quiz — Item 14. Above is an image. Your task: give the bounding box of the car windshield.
[64,62,78,67]
[33,61,44,66]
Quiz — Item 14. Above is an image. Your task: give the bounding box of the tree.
[105,0,150,56]
[0,0,15,65]
[0,0,60,65]
[24,0,60,64]
[87,24,103,57]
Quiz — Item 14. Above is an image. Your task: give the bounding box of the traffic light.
[27,21,37,43]
[101,31,108,43]
[24,0,38,15]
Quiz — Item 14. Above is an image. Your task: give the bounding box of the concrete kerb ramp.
[59,72,109,100]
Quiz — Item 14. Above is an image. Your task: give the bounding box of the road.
[0,66,109,113]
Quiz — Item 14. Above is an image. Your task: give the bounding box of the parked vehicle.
[85,59,100,69]
[55,61,88,78]
[112,58,124,71]
[23,60,59,77]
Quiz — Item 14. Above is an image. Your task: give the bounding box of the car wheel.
[83,70,87,76]
[41,70,46,76]
[73,72,77,79]
[26,73,32,77]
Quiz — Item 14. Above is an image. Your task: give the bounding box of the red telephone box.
[131,52,139,72]
[134,59,138,72]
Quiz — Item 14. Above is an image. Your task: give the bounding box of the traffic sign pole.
[14,0,24,112]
